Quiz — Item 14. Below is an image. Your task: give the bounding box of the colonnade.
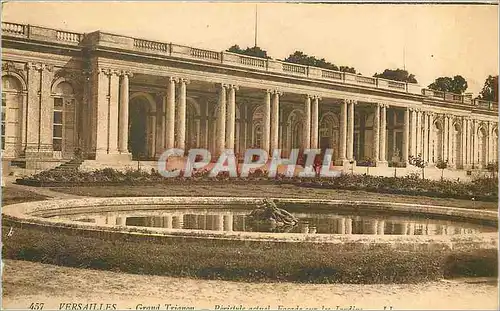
[90,69,497,169]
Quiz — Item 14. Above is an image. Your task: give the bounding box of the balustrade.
[190,47,220,60]
[2,22,26,36]
[321,69,343,80]
[355,75,376,85]
[239,55,266,68]
[134,39,169,52]
[5,21,497,110]
[281,62,307,75]
[56,31,81,43]
[387,80,406,90]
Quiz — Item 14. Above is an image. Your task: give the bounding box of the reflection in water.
[53,207,497,236]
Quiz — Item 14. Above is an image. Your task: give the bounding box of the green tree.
[227,45,271,59]
[436,158,448,180]
[478,75,498,102]
[284,51,357,73]
[408,154,427,179]
[373,68,418,84]
[428,75,468,94]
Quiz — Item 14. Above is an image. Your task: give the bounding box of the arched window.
[52,81,76,158]
[1,75,23,156]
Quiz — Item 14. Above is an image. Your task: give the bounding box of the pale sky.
[2,2,498,96]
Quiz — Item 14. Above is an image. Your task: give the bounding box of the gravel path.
[2,260,498,310]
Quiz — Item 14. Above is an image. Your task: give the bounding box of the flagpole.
[254,4,258,47]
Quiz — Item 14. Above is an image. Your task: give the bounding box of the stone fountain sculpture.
[248,199,298,232]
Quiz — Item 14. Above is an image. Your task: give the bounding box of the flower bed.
[16,168,498,202]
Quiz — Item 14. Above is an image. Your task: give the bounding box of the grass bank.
[2,223,497,284]
[1,186,49,206]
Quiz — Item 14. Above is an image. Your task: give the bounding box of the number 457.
[30,303,44,310]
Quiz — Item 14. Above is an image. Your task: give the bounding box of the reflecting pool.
[49,204,497,235]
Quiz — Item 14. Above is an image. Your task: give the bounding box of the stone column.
[24,62,42,155]
[226,84,238,150]
[118,71,131,154]
[416,110,422,157]
[443,115,449,162]
[373,103,380,163]
[347,100,355,162]
[157,92,166,151]
[177,78,188,150]
[487,121,492,164]
[377,220,385,235]
[380,104,388,164]
[423,111,429,163]
[93,68,112,159]
[262,90,271,153]
[464,118,469,167]
[311,96,320,149]
[345,218,353,234]
[270,90,281,151]
[39,64,55,156]
[428,113,435,164]
[223,214,234,232]
[336,99,348,165]
[338,218,346,234]
[109,71,121,155]
[410,108,417,157]
[461,117,466,168]
[216,83,227,155]
[165,77,176,149]
[402,107,409,164]
[304,95,312,150]
[472,120,477,167]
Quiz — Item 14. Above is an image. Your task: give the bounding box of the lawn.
[2,222,497,284]
[49,183,498,210]
[1,186,49,206]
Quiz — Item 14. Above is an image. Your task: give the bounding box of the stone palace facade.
[1,22,498,175]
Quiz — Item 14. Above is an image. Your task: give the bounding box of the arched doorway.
[1,74,24,158]
[287,109,305,152]
[251,106,264,149]
[319,112,339,158]
[185,98,200,151]
[129,93,156,160]
[431,120,443,163]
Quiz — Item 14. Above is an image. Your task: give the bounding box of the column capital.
[97,67,116,76]
[343,98,356,105]
[312,95,322,100]
[179,77,190,84]
[273,89,283,96]
[26,62,53,72]
[378,103,389,108]
[110,69,122,76]
[167,76,179,83]
[120,70,134,78]
[227,84,239,90]
[217,82,229,89]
